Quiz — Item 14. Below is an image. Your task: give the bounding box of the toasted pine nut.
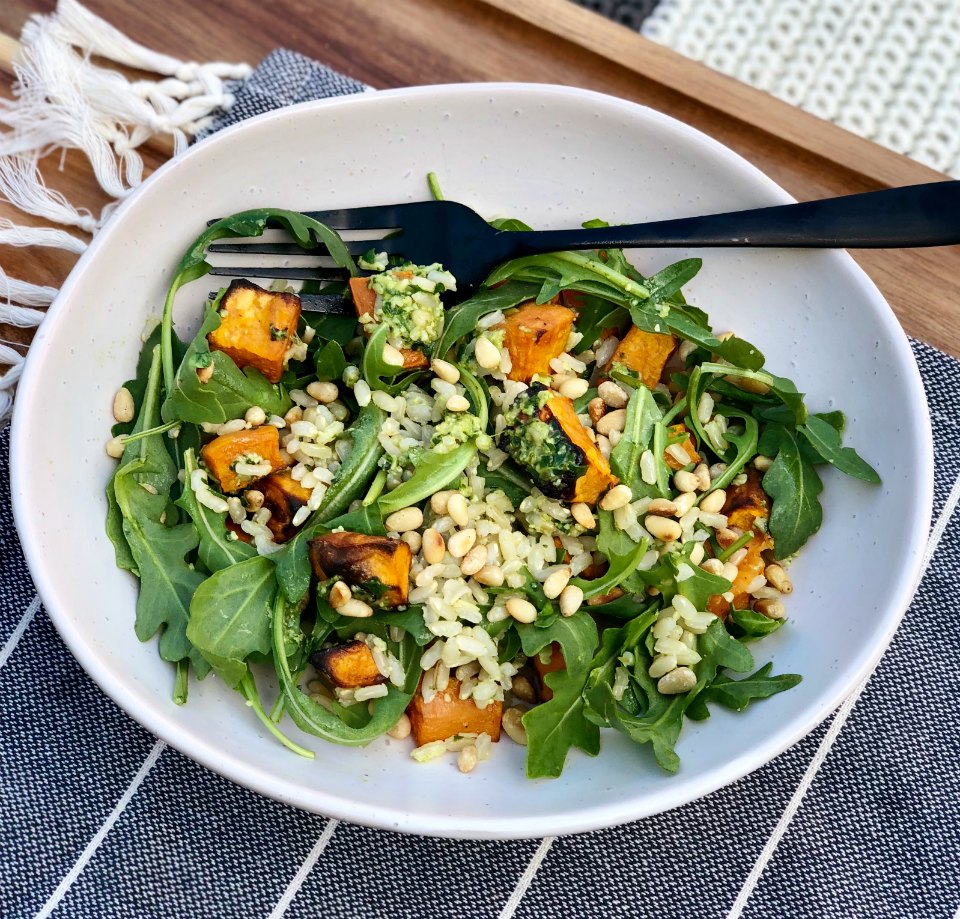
[401,530,422,553]
[284,405,303,424]
[196,363,214,384]
[600,484,633,511]
[511,675,536,704]
[474,565,504,587]
[716,527,740,548]
[447,528,477,558]
[338,598,373,618]
[699,489,726,514]
[382,343,405,367]
[422,528,446,564]
[597,380,628,409]
[457,744,479,773]
[570,502,596,529]
[765,564,793,594]
[658,667,697,694]
[306,381,339,403]
[385,507,424,533]
[459,544,487,577]
[647,498,678,516]
[447,492,470,527]
[648,654,678,679]
[596,409,626,436]
[754,598,787,619]
[701,558,724,576]
[329,581,352,609]
[558,377,589,400]
[445,394,470,412]
[559,584,584,618]
[673,492,697,516]
[596,434,612,459]
[474,337,501,369]
[431,358,460,383]
[587,397,606,426]
[645,515,682,542]
[674,469,699,493]
[543,567,572,600]
[506,597,538,623]
[694,463,711,491]
[112,387,135,423]
[244,405,266,427]
[727,373,771,395]
[753,455,774,472]
[722,562,739,583]
[430,490,453,515]
[387,713,411,739]
[502,707,528,745]
[245,489,265,511]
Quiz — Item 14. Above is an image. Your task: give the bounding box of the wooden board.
[2,0,958,358]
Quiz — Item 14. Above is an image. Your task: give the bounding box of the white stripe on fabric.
[497,836,555,919]
[953,902,960,919]
[0,594,40,671]
[265,819,340,919]
[34,739,167,919]
[725,468,960,919]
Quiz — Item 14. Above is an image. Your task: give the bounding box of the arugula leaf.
[162,305,292,424]
[176,448,255,572]
[186,556,276,687]
[361,323,415,395]
[800,415,880,484]
[700,662,801,712]
[645,258,702,303]
[609,384,663,497]
[570,537,649,599]
[433,280,540,359]
[729,606,787,639]
[314,340,347,383]
[762,427,824,558]
[570,294,627,352]
[698,362,807,426]
[304,314,357,346]
[479,459,532,507]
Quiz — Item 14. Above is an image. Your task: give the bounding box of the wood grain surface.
[2,0,958,358]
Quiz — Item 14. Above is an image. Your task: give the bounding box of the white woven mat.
[641,0,960,178]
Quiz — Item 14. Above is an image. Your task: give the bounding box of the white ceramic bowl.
[11,84,932,839]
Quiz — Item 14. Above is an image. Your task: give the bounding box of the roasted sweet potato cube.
[707,531,774,618]
[664,423,701,470]
[348,276,427,369]
[541,394,617,504]
[260,470,313,544]
[407,677,502,745]
[606,326,676,390]
[312,640,386,689]
[498,303,575,382]
[200,425,286,494]
[531,642,566,702]
[722,468,771,531]
[207,279,301,384]
[308,531,412,606]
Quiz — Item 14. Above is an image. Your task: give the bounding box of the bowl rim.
[10,81,934,839]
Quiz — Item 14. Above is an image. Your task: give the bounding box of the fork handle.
[506,181,960,251]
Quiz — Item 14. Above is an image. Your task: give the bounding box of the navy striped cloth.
[3,51,960,919]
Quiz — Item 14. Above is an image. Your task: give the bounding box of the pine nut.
[385,507,424,533]
[722,562,739,583]
[431,358,460,383]
[511,675,536,704]
[587,397,606,426]
[559,584,584,617]
[445,394,470,412]
[699,489,726,514]
[457,744,479,773]
[402,530,422,553]
[701,558,724,576]
[447,492,470,527]
[728,547,748,566]
[558,377,589,400]
[673,492,697,516]
[571,502,596,529]
[689,542,706,565]
[430,490,453,515]
[755,598,787,619]
[474,336,501,370]
[502,707,528,745]
[422,528,446,564]
[460,544,487,577]
[597,434,612,459]
[329,581,352,609]
[474,565,504,587]
[657,666,697,695]
[543,567,572,600]
[600,484,633,511]
[645,515,682,542]
[284,405,303,424]
[694,463,711,491]
[598,380,628,409]
[242,405,265,427]
[306,381,339,403]
[338,598,373,618]
[387,713,411,739]
[753,454,774,472]
[678,340,697,361]
[716,527,740,548]
[105,436,126,459]
[728,373,771,395]
[709,462,728,480]
[596,409,626,436]
[765,564,793,594]
[245,489,264,511]
[648,498,678,516]
[674,469,699,493]
[447,528,477,558]
[196,363,214,384]
[382,343,405,367]
[354,380,372,406]
[506,597,538,623]
[648,654,678,679]
[112,387,135,423]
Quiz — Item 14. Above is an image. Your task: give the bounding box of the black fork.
[206,182,960,313]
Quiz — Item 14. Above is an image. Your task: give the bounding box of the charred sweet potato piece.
[312,640,386,689]
[605,326,676,390]
[308,531,412,606]
[200,425,286,494]
[260,470,312,544]
[707,531,774,618]
[664,423,701,470]
[498,303,575,382]
[532,642,566,702]
[723,468,771,531]
[207,279,301,384]
[407,677,502,745]
[348,276,428,370]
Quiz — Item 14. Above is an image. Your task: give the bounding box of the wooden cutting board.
[1,0,958,358]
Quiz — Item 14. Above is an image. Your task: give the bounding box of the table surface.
[2,0,959,357]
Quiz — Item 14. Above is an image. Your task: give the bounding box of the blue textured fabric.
[2,50,959,919]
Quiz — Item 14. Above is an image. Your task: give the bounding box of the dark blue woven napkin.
[3,51,959,919]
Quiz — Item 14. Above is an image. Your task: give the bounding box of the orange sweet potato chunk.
[707,531,773,618]
[532,642,566,702]
[664,423,701,470]
[499,303,575,382]
[308,531,412,607]
[200,426,286,494]
[723,468,771,531]
[315,640,386,689]
[207,279,300,384]
[259,470,313,544]
[348,276,428,370]
[407,677,502,745]
[541,394,617,504]
[606,325,676,390]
